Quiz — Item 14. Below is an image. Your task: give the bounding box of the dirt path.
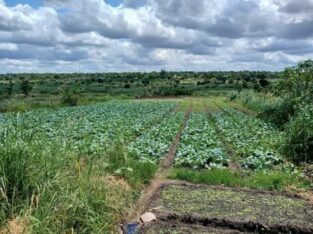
[205,103,241,170]
[123,102,313,234]
[125,109,191,224]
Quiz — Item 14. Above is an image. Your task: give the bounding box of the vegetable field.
[175,113,229,169]
[0,98,311,233]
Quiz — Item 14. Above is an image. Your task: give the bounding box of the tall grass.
[0,117,156,232]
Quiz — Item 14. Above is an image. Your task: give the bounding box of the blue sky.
[5,0,42,7]
[0,0,313,73]
[5,0,123,7]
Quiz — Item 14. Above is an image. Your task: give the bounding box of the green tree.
[20,80,33,97]
[7,81,14,97]
[60,82,82,106]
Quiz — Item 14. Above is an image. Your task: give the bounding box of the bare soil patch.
[140,219,246,234]
[0,217,27,234]
[125,110,191,223]
[147,183,313,233]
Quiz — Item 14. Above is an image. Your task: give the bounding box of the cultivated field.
[1,96,312,233]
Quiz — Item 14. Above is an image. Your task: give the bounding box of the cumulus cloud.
[276,0,313,14]
[0,0,312,73]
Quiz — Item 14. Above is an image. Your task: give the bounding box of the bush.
[60,83,82,106]
[282,105,313,163]
[258,98,295,128]
[20,80,33,97]
[228,92,237,101]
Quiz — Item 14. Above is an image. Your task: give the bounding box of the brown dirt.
[0,217,28,234]
[299,191,313,205]
[125,110,191,224]
[105,175,132,191]
[148,183,313,234]
[140,219,246,234]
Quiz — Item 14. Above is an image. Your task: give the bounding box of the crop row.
[128,112,184,163]
[212,108,293,171]
[175,113,229,169]
[0,101,176,156]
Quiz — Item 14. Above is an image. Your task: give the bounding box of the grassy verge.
[0,131,157,232]
[169,168,310,191]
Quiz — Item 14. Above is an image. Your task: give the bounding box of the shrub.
[60,83,82,106]
[258,97,295,128]
[282,105,313,163]
[20,80,33,97]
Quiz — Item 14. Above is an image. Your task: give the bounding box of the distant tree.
[259,79,270,88]
[160,69,167,79]
[20,80,33,97]
[124,83,131,88]
[97,78,105,83]
[242,80,248,89]
[7,81,14,96]
[60,82,82,106]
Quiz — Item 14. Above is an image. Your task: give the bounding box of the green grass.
[0,94,130,113]
[175,97,228,112]
[106,142,158,189]
[0,119,157,232]
[169,168,310,191]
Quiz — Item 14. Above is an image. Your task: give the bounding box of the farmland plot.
[175,113,229,169]
[213,108,293,171]
[0,100,181,232]
[1,101,176,156]
[128,112,184,163]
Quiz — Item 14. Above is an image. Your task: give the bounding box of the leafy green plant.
[175,113,229,169]
[0,100,176,231]
[129,112,183,163]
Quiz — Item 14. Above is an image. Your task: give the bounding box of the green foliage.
[175,113,229,169]
[282,105,313,163]
[258,97,295,128]
[7,81,13,97]
[20,80,33,97]
[247,171,308,191]
[106,142,158,188]
[59,82,83,106]
[169,168,309,191]
[129,112,183,163]
[0,101,175,231]
[169,168,242,187]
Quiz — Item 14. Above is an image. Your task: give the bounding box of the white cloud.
[0,43,17,51]
[0,0,312,73]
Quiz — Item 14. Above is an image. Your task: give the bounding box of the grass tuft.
[169,168,310,191]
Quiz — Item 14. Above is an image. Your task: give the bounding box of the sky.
[0,0,313,73]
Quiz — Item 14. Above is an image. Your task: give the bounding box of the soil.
[140,220,247,234]
[124,103,313,234]
[0,217,27,234]
[148,184,313,233]
[125,110,191,223]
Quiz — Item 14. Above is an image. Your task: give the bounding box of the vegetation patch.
[149,184,313,233]
[175,113,229,169]
[169,168,310,191]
